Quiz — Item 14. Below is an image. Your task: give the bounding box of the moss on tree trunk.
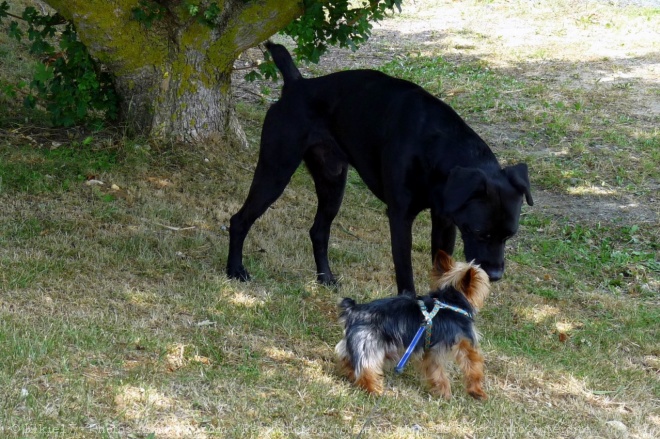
[42,0,303,145]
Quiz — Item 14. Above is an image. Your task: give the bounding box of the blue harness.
[394,299,472,374]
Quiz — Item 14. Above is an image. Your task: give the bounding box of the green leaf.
[0,1,9,18]
[8,21,23,40]
[33,63,54,83]
[187,4,199,16]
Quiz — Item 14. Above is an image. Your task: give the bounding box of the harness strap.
[394,299,472,374]
[418,299,441,350]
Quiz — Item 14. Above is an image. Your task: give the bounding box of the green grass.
[0,0,659,438]
[0,138,656,437]
[380,55,523,120]
[0,140,119,194]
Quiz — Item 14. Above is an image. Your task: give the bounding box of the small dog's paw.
[468,388,488,400]
[356,373,384,395]
[430,385,452,400]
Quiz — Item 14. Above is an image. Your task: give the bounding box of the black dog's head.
[443,164,533,281]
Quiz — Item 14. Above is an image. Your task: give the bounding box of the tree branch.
[225,0,304,53]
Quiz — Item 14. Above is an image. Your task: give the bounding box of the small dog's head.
[431,250,490,310]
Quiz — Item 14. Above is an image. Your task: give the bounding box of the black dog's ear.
[443,167,488,213]
[504,163,534,206]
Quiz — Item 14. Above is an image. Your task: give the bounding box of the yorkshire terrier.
[335,250,490,399]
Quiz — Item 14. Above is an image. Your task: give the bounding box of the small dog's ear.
[433,250,454,275]
[462,266,490,309]
[461,267,474,293]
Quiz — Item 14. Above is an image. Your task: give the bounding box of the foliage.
[129,0,403,80]
[0,1,118,127]
[265,0,402,79]
[283,0,402,63]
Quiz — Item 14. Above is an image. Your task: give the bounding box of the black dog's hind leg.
[304,143,349,286]
[227,148,303,281]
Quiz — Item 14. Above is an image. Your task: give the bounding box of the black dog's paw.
[227,265,251,282]
[317,272,339,288]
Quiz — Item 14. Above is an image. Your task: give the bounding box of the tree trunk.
[43,0,303,145]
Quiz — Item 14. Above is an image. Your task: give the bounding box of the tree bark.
[42,0,303,145]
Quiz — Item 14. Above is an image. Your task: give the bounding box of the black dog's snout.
[478,262,503,282]
[487,269,503,282]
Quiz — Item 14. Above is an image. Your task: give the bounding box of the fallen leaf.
[147,177,172,188]
[192,355,211,365]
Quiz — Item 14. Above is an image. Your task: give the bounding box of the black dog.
[227,42,533,293]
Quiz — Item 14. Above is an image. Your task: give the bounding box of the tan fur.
[419,349,452,399]
[453,339,487,400]
[355,368,384,394]
[431,250,490,310]
[335,340,356,381]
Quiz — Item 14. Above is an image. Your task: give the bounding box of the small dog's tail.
[264,41,303,84]
[338,297,356,323]
[431,250,490,310]
[339,297,356,311]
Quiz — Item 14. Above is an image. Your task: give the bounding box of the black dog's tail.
[264,41,302,84]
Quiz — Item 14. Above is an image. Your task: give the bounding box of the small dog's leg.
[453,339,487,400]
[420,350,452,399]
[353,345,386,394]
[335,340,356,381]
[339,357,356,382]
[355,368,384,395]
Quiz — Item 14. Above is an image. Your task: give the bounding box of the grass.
[1,0,659,438]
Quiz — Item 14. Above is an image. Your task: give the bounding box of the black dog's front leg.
[431,212,457,262]
[388,212,416,294]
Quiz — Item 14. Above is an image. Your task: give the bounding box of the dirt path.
[532,189,658,224]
